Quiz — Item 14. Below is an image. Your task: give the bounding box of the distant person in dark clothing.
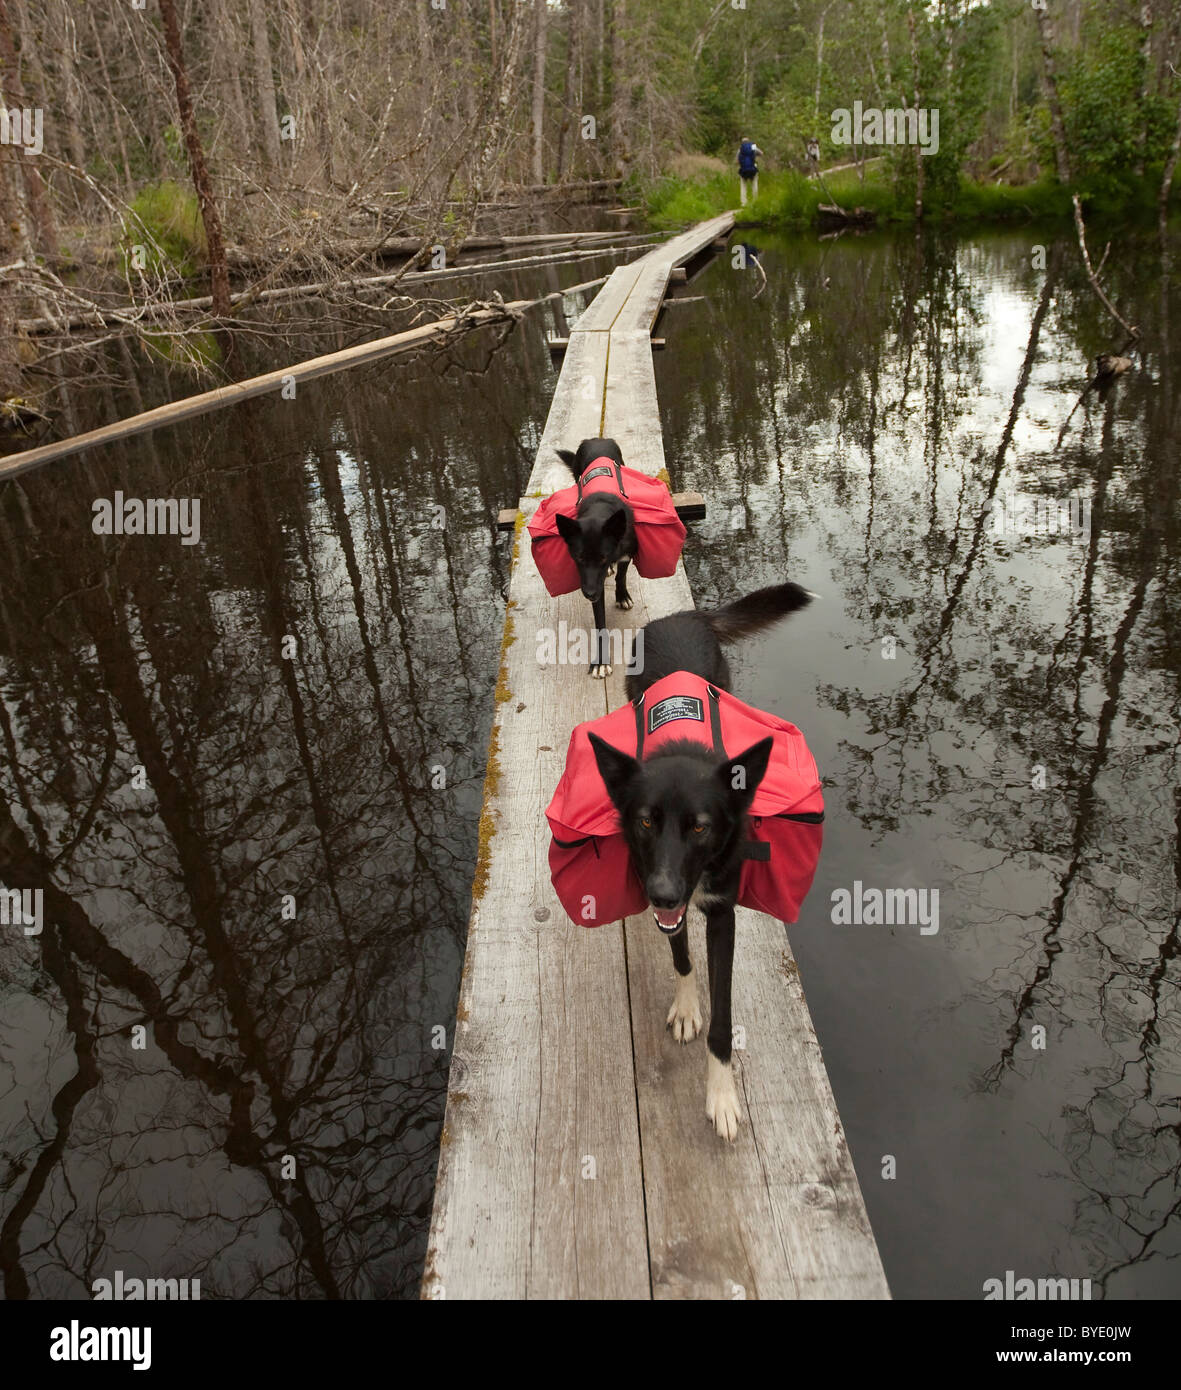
[737,138,762,205]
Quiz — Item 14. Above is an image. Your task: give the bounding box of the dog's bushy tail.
[701,582,813,643]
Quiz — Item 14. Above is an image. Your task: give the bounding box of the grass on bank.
[639,160,1174,231]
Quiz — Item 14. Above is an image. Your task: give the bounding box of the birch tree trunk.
[54,4,88,174]
[1134,3,1152,178]
[249,0,282,172]
[879,4,894,99]
[1033,0,1071,184]
[909,2,924,220]
[815,3,834,124]
[471,2,527,204]
[556,0,582,180]
[531,0,549,184]
[212,0,251,172]
[597,0,606,113]
[611,0,630,179]
[1159,95,1181,235]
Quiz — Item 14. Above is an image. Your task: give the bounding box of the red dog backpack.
[528,458,687,597]
[545,672,824,927]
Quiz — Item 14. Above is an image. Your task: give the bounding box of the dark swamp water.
[1,223,1178,1300]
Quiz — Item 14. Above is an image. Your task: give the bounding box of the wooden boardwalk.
[423,214,889,1300]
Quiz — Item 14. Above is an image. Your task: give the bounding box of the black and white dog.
[588,582,812,1139]
[554,437,637,678]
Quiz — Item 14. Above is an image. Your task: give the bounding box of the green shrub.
[123,180,206,278]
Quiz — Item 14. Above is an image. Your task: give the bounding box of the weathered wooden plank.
[622,897,890,1299]
[617,255,680,336]
[572,262,645,333]
[424,330,652,1300]
[570,217,730,336]
[530,332,612,495]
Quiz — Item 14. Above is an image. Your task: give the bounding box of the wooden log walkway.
[423,213,889,1301]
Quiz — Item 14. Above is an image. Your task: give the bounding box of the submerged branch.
[1071,194,1140,341]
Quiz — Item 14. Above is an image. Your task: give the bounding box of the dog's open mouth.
[652,906,686,934]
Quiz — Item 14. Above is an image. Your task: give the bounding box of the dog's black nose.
[648,881,683,910]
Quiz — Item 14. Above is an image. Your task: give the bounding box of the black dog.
[588,582,812,1139]
[554,437,637,678]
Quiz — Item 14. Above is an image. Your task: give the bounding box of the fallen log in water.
[488,177,622,199]
[221,228,629,272]
[0,299,535,482]
[816,203,877,228]
[16,239,665,335]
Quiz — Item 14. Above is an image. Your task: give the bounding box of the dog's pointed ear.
[556,448,579,474]
[588,732,638,807]
[555,511,581,541]
[717,737,773,812]
[602,508,628,541]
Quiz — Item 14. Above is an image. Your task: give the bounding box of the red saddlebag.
[528,458,688,597]
[545,672,824,926]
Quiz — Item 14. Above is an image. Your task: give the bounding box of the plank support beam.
[548,336,666,354]
[497,491,705,532]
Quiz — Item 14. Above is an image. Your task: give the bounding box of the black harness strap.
[706,685,726,757]
[709,685,764,862]
[625,682,824,865]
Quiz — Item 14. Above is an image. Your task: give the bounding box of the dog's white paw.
[616,597,634,611]
[706,1054,742,1141]
[666,970,702,1043]
[589,663,612,679]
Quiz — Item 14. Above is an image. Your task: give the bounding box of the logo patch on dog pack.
[579,465,614,484]
[647,695,705,734]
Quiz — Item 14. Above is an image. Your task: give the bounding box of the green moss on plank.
[472,591,520,902]
[471,721,501,903]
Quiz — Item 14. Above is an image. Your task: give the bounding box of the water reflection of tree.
[658,229,1180,1295]
[0,320,545,1297]
[839,239,1177,1294]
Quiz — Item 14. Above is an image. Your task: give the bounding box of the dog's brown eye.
[640,816,651,829]
[693,823,707,835]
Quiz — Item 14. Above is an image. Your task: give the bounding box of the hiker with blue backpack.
[737,137,762,204]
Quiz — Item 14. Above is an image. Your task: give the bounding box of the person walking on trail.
[738,137,762,205]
